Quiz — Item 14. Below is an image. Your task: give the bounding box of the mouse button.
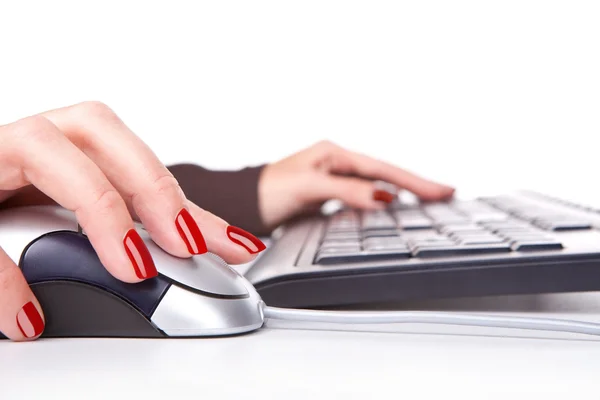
[143,238,248,296]
[19,231,171,317]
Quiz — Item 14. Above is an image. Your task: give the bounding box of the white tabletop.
[3,257,600,399]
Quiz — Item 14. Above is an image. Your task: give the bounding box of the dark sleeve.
[167,163,270,236]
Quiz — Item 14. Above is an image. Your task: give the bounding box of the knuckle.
[150,174,182,197]
[5,116,58,145]
[72,101,119,122]
[316,140,335,150]
[78,187,124,219]
[130,173,183,209]
[92,188,124,211]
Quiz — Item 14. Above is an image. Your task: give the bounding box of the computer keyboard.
[314,196,585,264]
[246,191,600,308]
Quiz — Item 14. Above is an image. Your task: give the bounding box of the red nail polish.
[16,301,44,338]
[175,209,207,255]
[124,229,158,279]
[226,226,266,254]
[373,189,394,203]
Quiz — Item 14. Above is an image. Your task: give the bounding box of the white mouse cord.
[262,306,600,337]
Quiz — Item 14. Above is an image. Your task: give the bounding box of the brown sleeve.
[167,163,270,236]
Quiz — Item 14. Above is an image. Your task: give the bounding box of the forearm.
[167,163,270,236]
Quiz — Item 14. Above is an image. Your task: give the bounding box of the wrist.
[257,163,278,230]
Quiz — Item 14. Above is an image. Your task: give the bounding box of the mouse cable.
[262,305,600,337]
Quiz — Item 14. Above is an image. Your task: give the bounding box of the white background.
[1,0,599,200]
[2,1,600,398]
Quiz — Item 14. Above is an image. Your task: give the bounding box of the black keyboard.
[246,191,600,308]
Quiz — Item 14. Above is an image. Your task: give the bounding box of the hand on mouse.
[0,101,265,341]
[258,140,455,230]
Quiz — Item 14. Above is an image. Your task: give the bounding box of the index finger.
[0,116,156,283]
[40,102,264,264]
[322,142,455,201]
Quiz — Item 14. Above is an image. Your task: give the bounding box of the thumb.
[0,248,45,341]
[312,175,395,210]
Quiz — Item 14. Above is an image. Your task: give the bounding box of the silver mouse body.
[0,205,265,337]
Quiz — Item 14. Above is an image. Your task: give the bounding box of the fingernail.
[16,301,44,338]
[227,226,266,254]
[175,208,208,255]
[124,229,158,279]
[373,189,394,203]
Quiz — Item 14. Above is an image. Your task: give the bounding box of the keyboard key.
[439,224,485,233]
[412,243,511,258]
[490,226,534,233]
[362,229,401,238]
[469,213,508,222]
[532,219,592,231]
[422,205,468,223]
[397,218,434,230]
[480,220,530,228]
[363,248,412,258]
[408,238,457,248]
[315,249,410,264]
[511,240,564,251]
[363,237,408,251]
[323,232,361,240]
[447,230,491,239]
[496,232,552,241]
[361,215,397,230]
[431,216,471,225]
[394,210,428,218]
[401,231,447,240]
[315,252,363,264]
[326,226,360,233]
[458,237,507,245]
[452,201,509,221]
[320,240,361,250]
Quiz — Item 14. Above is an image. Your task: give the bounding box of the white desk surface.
[4,219,600,399]
[3,261,600,399]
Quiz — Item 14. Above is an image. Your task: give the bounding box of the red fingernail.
[124,229,158,279]
[373,189,394,203]
[16,301,44,338]
[175,208,207,255]
[227,226,266,254]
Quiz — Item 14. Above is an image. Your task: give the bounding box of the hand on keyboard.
[258,140,455,230]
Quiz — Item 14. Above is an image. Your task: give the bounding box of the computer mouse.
[0,205,265,338]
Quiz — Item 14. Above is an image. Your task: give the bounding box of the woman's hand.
[0,101,265,341]
[258,140,455,229]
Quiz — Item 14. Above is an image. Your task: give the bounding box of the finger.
[0,247,45,341]
[41,102,262,261]
[309,174,388,210]
[314,141,455,201]
[0,116,156,283]
[186,201,266,265]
